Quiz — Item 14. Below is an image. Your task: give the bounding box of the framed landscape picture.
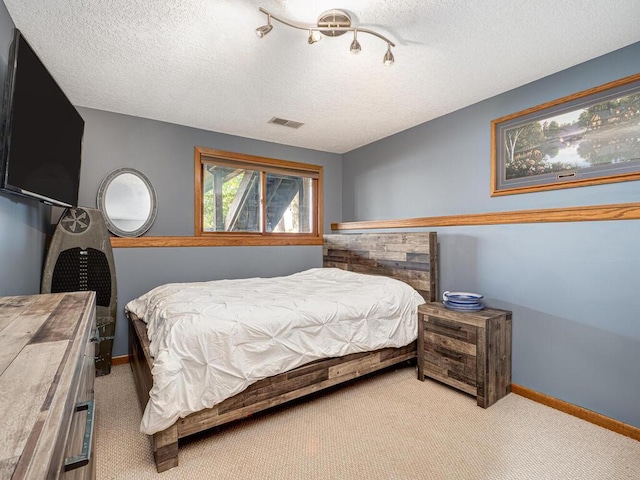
[491,73,640,196]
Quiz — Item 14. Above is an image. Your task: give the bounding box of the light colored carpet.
[95,364,640,479]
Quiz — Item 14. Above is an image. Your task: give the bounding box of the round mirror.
[97,168,157,237]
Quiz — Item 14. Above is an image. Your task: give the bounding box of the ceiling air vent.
[268,117,305,129]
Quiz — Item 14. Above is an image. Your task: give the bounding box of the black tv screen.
[0,29,84,207]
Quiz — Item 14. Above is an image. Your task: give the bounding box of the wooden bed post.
[153,424,179,472]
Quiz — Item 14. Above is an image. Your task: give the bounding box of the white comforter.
[125,268,425,435]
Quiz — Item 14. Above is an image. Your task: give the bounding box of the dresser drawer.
[63,333,96,480]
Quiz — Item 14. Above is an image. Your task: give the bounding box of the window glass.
[202,166,260,232]
[265,174,313,233]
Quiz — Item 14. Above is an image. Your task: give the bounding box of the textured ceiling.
[4,0,640,154]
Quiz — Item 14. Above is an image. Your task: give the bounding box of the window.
[195,147,323,244]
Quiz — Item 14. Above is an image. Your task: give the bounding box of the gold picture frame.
[491,72,640,196]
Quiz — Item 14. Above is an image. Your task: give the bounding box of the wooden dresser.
[417,301,512,408]
[0,292,97,479]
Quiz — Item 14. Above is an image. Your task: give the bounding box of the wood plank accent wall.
[323,232,438,302]
[331,202,640,231]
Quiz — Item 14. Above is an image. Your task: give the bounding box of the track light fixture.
[256,7,396,65]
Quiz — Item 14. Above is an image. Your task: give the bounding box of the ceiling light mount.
[317,9,351,37]
[256,7,395,65]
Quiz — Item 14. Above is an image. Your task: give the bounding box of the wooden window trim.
[110,235,323,248]
[194,147,323,242]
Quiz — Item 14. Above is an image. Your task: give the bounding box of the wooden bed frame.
[128,232,438,472]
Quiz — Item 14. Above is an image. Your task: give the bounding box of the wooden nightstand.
[417,302,512,408]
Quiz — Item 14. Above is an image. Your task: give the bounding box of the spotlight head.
[256,23,273,38]
[350,31,361,54]
[308,30,322,44]
[383,45,394,65]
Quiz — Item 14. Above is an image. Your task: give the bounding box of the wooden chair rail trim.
[331,202,640,231]
[110,202,640,246]
[110,236,323,248]
[511,383,640,442]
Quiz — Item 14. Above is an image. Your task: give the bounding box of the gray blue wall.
[0,2,50,296]
[76,108,342,357]
[342,42,640,428]
[1,0,637,432]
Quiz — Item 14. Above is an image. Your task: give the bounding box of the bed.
[127,232,438,472]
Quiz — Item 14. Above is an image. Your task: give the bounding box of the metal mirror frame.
[96,167,157,238]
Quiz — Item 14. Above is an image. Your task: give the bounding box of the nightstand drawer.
[423,316,477,344]
[423,331,477,395]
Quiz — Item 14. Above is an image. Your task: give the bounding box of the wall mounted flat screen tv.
[0,28,84,207]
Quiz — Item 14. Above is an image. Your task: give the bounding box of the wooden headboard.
[323,232,438,302]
